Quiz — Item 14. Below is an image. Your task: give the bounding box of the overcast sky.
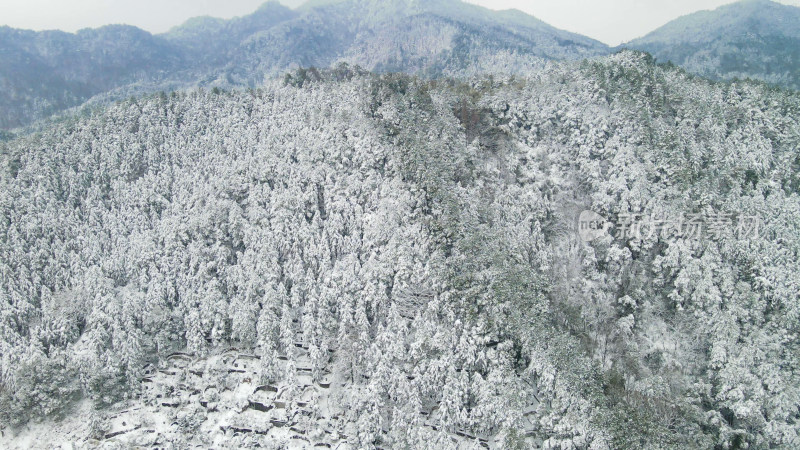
[0,0,798,45]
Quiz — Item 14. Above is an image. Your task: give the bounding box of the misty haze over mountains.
[0,0,798,130]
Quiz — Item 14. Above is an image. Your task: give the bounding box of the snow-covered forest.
[1,51,799,448]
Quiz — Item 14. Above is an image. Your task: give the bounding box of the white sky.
[0,0,798,45]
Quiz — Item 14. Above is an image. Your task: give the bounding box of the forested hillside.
[1,52,799,448]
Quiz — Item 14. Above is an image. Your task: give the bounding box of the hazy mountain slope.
[2,52,800,449]
[0,0,609,130]
[5,0,800,132]
[625,0,800,89]
[0,25,184,129]
[0,3,299,131]
[163,2,299,69]
[212,0,609,85]
[0,32,83,130]
[297,0,605,52]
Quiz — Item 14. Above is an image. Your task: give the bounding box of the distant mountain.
[10,0,800,132]
[163,2,299,70]
[164,0,609,85]
[252,0,608,76]
[0,0,609,130]
[624,0,800,90]
[0,25,184,129]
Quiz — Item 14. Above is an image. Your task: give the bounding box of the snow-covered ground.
[3,347,503,449]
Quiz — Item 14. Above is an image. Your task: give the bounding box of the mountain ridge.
[2,0,800,131]
[0,0,609,130]
[624,0,800,89]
